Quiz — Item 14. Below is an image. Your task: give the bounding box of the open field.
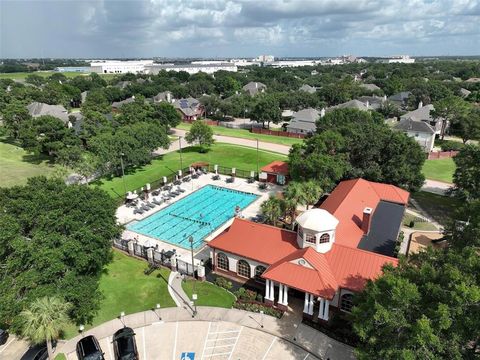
[176,122,303,146]
[0,138,59,187]
[93,143,287,198]
[410,191,462,225]
[63,250,175,339]
[0,71,117,80]
[182,279,236,308]
[422,158,456,183]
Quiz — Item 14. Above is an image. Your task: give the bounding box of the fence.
[112,238,195,275]
[251,127,306,139]
[183,119,219,126]
[428,150,459,159]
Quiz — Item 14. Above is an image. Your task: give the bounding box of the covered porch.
[263,279,332,322]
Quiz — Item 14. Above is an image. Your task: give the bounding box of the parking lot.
[66,320,318,360]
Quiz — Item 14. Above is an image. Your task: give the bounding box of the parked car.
[31,345,48,360]
[76,335,104,360]
[113,327,138,360]
[0,329,8,345]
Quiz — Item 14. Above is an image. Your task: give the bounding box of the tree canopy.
[185,120,214,151]
[452,144,480,201]
[0,177,121,331]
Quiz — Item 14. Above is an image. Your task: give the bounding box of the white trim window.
[216,252,229,271]
[305,233,316,244]
[340,293,354,312]
[237,259,251,278]
[319,233,330,244]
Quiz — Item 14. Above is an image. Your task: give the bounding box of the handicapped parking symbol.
[181,352,195,360]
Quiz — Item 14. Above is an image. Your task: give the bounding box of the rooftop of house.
[242,81,267,95]
[394,118,435,134]
[112,97,136,109]
[388,91,411,103]
[26,102,69,123]
[261,161,289,176]
[400,104,435,122]
[299,84,317,93]
[328,99,369,111]
[360,83,381,92]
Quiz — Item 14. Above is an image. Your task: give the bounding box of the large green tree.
[251,93,282,128]
[452,144,480,201]
[352,246,480,360]
[185,120,214,151]
[431,96,469,140]
[0,177,121,330]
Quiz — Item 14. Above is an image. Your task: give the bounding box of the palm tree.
[19,296,71,360]
[303,180,323,209]
[261,196,284,227]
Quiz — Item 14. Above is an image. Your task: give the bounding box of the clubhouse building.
[207,178,409,321]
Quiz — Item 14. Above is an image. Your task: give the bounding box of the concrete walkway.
[154,129,291,156]
[57,307,355,360]
[421,179,452,195]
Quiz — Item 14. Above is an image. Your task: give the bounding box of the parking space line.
[200,322,212,360]
[208,351,232,357]
[303,354,309,360]
[261,337,277,360]
[142,326,146,360]
[106,336,113,360]
[206,336,238,341]
[227,326,243,360]
[205,344,235,350]
[0,338,15,354]
[172,322,178,360]
[208,330,240,335]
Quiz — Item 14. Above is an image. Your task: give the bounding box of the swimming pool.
[127,185,259,249]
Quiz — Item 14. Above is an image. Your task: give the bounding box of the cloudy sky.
[1,0,479,59]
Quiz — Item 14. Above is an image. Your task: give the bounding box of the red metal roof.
[208,218,299,265]
[320,179,409,248]
[261,161,289,175]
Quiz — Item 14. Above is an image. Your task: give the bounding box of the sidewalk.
[57,307,355,359]
[421,179,452,195]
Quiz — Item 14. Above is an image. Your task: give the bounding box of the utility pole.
[120,153,127,195]
[256,139,259,177]
[189,236,197,317]
[179,136,183,171]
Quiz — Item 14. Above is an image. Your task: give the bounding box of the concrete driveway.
[0,335,30,360]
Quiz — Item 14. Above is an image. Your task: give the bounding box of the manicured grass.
[0,71,117,80]
[62,250,175,339]
[402,213,438,231]
[422,158,456,183]
[410,191,462,225]
[0,138,59,187]
[182,280,235,308]
[176,123,302,146]
[54,354,67,360]
[92,143,287,198]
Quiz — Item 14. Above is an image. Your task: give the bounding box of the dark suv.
[112,327,138,360]
[0,329,8,346]
[76,335,104,360]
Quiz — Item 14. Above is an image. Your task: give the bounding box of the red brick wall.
[428,150,459,159]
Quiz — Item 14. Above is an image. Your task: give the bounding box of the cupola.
[295,208,339,253]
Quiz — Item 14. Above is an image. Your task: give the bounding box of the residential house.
[173,97,204,121]
[115,81,131,89]
[400,103,442,134]
[299,84,317,94]
[327,99,370,112]
[388,91,411,109]
[356,95,386,110]
[459,88,471,98]
[112,96,136,111]
[360,83,381,92]
[153,91,174,103]
[465,77,480,83]
[243,82,267,96]
[27,102,69,124]
[208,178,408,319]
[394,118,436,152]
[286,108,321,134]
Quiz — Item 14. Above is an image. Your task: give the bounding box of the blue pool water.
[127,185,258,249]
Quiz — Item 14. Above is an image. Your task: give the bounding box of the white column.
[270,280,275,302]
[303,293,309,313]
[308,294,314,315]
[265,279,270,300]
[278,284,284,304]
[323,300,330,321]
[283,285,288,306]
[318,298,325,319]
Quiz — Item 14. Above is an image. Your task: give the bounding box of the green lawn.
[402,213,438,231]
[0,71,117,80]
[63,250,175,339]
[182,280,235,308]
[410,191,462,225]
[93,143,287,198]
[422,158,456,183]
[0,138,59,187]
[176,123,302,146]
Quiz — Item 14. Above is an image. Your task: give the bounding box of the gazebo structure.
[260,161,289,185]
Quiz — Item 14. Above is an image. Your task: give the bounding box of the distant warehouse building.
[90,60,154,74]
[54,66,92,73]
[145,62,237,75]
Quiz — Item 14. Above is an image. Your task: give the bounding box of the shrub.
[256,294,263,302]
[233,302,283,318]
[409,220,415,228]
[215,276,233,290]
[235,288,257,301]
[437,139,465,151]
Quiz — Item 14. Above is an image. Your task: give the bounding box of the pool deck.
[116,174,283,265]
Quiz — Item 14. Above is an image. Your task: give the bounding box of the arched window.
[237,259,251,278]
[305,233,316,244]
[255,265,267,279]
[340,293,354,312]
[216,252,229,271]
[319,233,330,244]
